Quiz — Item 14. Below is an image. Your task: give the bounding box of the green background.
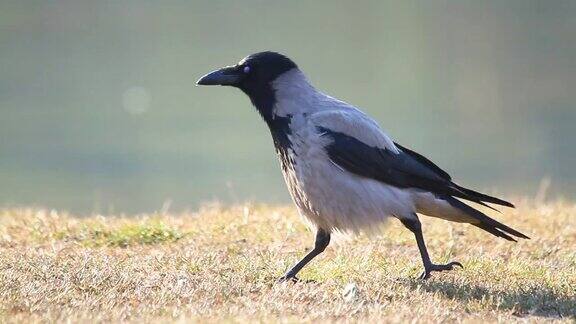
[1,1,574,213]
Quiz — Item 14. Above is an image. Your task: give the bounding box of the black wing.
[319,127,513,208]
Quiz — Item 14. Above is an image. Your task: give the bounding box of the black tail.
[394,142,516,210]
[445,197,529,241]
[450,183,515,208]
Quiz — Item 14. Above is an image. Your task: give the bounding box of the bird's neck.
[241,69,319,155]
[269,70,321,119]
[242,69,319,124]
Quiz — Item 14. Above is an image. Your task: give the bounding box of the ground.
[0,199,574,323]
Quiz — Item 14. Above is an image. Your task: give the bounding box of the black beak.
[196,66,243,86]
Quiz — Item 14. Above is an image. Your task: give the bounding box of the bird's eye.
[243,66,251,74]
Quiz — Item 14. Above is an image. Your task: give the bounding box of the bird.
[197,51,529,281]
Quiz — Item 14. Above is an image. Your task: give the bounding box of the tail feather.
[448,186,501,212]
[452,183,515,208]
[445,197,529,240]
[473,223,517,241]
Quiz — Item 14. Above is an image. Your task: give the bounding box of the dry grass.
[0,199,575,323]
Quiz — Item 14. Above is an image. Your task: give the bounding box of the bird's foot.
[277,275,317,284]
[277,274,300,283]
[419,261,463,280]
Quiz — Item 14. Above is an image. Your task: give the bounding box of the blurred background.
[1,1,575,214]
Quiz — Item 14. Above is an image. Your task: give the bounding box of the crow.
[197,51,529,281]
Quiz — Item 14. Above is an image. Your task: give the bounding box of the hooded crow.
[197,51,529,281]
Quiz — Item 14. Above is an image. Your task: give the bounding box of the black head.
[197,51,297,89]
[197,51,298,122]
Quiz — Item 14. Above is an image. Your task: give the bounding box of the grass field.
[0,199,574,323]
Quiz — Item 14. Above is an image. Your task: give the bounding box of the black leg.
[279,228,331,282]
[400,216,463,280]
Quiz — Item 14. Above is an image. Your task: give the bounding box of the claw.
[449,261,464,269]
[277,275,318,284]
[277,275,300,283]
[419,261,463,280]
[419,271,431,280]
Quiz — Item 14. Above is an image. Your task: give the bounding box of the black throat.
[241,84,293,152]
[233,51,298,166]
[239,82,277,125]
[268,113,295,173]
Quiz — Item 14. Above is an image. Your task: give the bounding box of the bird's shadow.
[399,278,575,319]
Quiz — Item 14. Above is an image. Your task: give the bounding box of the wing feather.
[312,110,513,208]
